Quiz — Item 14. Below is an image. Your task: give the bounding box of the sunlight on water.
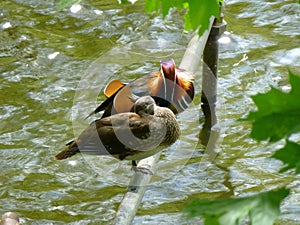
[0,0,299,224]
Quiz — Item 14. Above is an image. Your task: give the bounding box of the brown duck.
[86,59,194,119]
[55,96,180,167]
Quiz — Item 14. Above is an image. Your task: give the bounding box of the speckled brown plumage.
[55,96,180,162]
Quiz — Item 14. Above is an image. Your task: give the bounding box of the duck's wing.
[86,72,162,119]
[85,79,126,119]
[74,113,151,156]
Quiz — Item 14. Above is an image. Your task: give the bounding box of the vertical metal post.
[200,9,226,147]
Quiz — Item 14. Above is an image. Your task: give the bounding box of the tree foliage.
[184,188,289,225]
[273,140,300,173]
[244,70,300,174]
[145,0,220,36]
[244,71,300,142]
[57,0,221,36]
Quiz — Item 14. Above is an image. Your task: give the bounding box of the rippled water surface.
[1,0,300,224]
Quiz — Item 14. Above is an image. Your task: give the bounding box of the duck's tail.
[55,141,80,160]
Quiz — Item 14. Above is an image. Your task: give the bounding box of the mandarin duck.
[86,59,194,119]
[55,96,180,169]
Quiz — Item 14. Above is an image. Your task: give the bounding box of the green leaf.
[273,140,300,173]
[146,0,185,16]
[161,0,183,17]
[184,188,289,225]
[145,0,160,14]
[243,71,300,141]
[187,0,220,36]
[145,0,221,36]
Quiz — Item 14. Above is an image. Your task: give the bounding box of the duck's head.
[132,96,155,116]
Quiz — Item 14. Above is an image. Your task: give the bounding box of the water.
[0,0,299,224]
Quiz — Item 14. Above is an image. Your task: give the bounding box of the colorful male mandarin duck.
[87,59,194,119]
[55,96,180,169]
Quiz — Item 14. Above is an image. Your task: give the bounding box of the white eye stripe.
[175,95,190,111]
[171,73,177,103]
[183,94,192,105]
[177,99,186,111]
[162,76,167,99]
[179,95,191,109]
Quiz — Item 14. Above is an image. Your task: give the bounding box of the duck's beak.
[147,103,155,115]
